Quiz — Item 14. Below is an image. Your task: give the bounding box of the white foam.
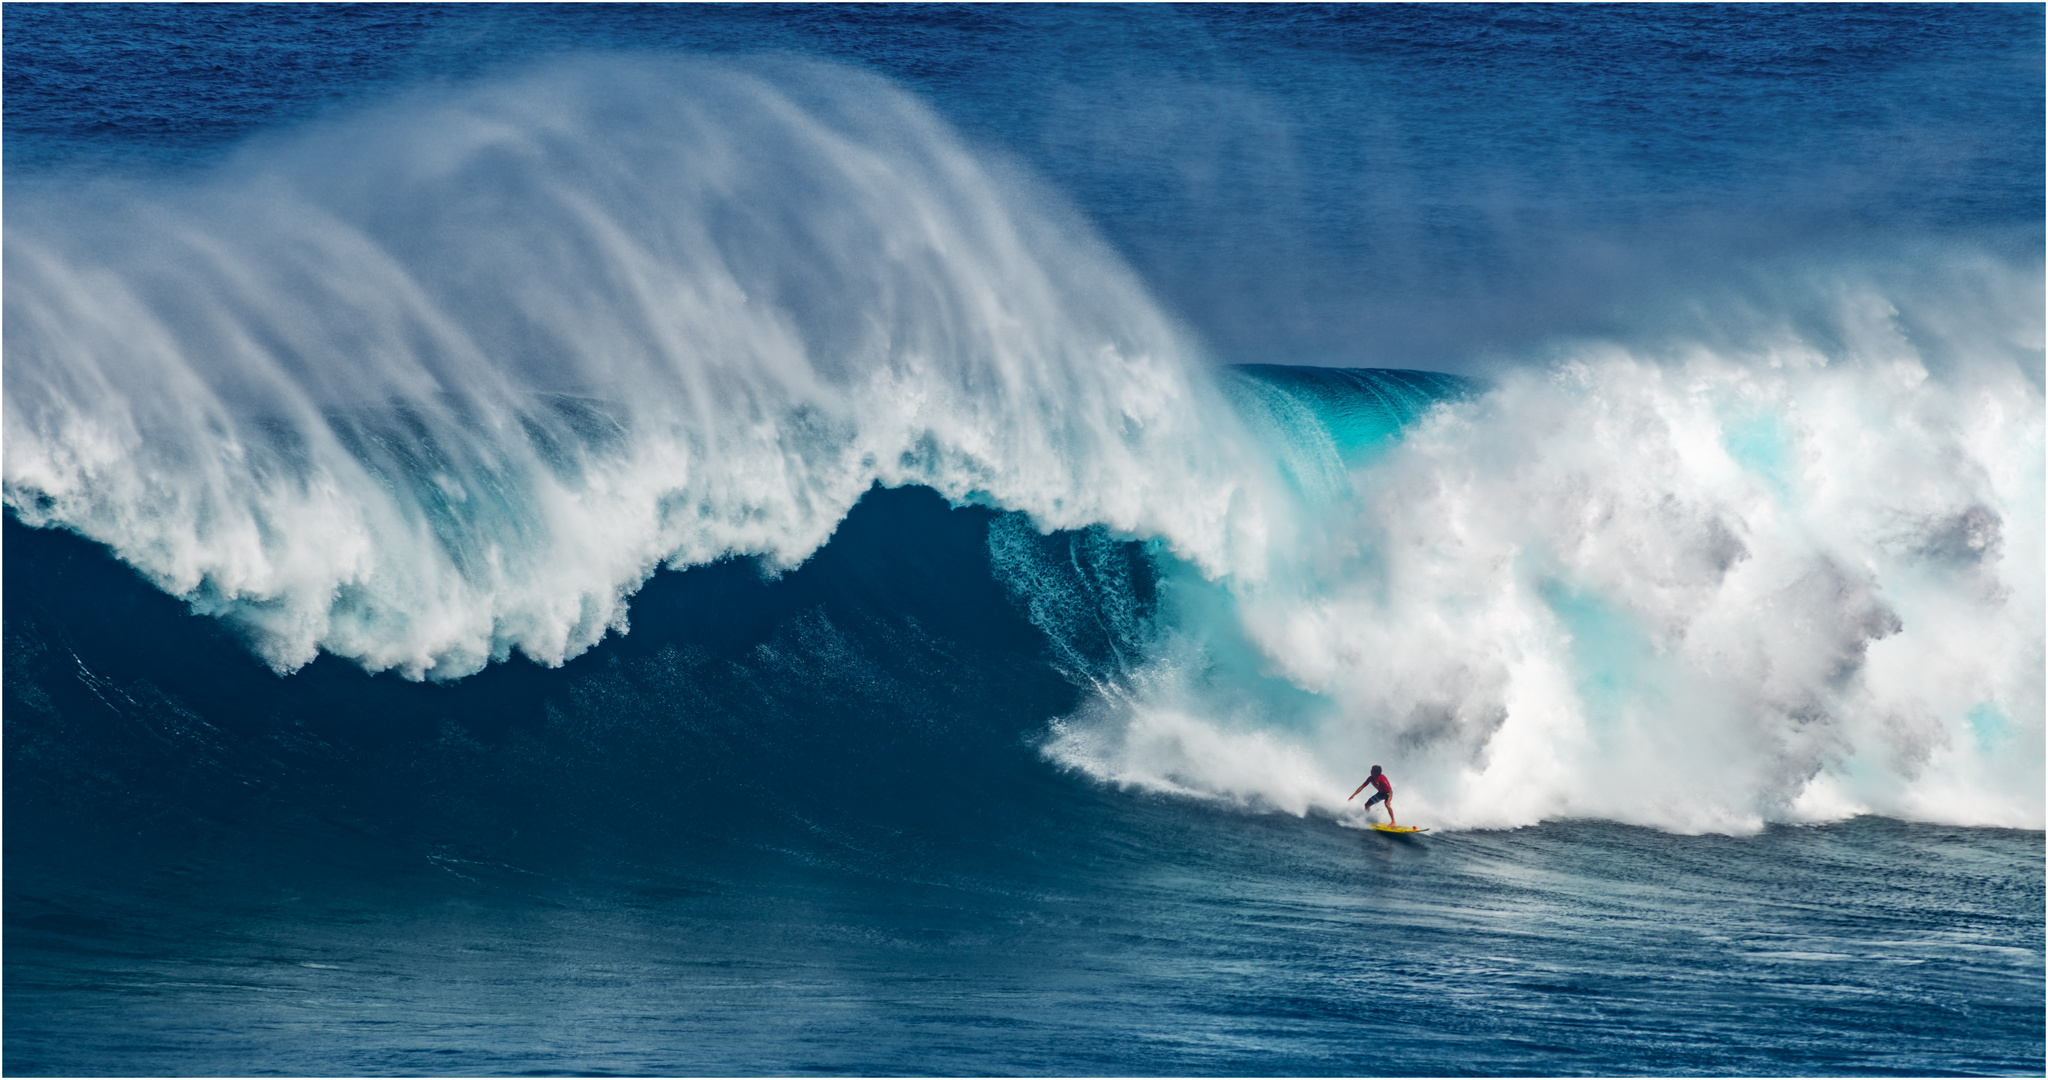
[1043,272,2045,833]
[4,56,1278,679]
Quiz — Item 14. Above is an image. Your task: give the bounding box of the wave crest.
[4,57,1264,678]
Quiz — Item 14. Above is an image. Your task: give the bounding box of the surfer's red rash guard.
[1368,774,1392,795]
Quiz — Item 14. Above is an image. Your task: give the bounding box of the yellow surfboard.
[1369,824,1427,834]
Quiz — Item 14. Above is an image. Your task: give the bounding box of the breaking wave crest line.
[3,56,1274,680]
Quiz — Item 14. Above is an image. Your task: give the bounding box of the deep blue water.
[8,500,2043,1076]
[5,5,2043,1076]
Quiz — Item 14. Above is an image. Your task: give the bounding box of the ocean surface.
[4,5,2042,1076]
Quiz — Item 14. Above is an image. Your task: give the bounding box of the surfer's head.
[1369,765,1381,776]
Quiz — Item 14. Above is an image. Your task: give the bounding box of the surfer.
[1348,765,1396,824]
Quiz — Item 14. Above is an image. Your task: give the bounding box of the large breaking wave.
[6,57,2041,835]
[5,56,1272,679]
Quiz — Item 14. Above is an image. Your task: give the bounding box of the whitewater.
[5,8,2042,1076]
[8,57,2040,836]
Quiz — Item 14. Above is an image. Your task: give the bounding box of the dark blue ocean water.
[5,5,2043,1076]
[8,502,2043,1076]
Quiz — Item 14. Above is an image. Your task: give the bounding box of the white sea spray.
[4,56,1276,680]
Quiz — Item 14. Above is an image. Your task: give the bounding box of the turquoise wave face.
[1228,364,1477,465]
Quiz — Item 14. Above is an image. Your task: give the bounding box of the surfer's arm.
[1347,781,1369,801]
